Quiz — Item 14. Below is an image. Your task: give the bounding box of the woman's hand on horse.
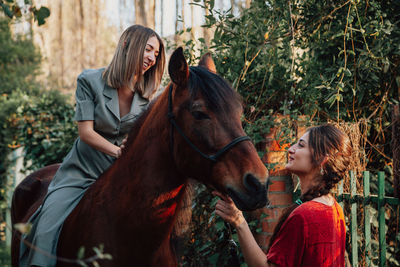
[115,137,128,158]
[115,147,122,158]
[120,136,128,150]
[213,191,246,229]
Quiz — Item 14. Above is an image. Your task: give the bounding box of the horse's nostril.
[244,173,262,192]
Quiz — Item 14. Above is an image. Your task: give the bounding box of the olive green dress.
[19,68,149,267]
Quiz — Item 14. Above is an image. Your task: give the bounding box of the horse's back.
[11,163,60,267]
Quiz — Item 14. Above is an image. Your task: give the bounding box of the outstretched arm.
[213,191,276,267]
[78,120,122,158]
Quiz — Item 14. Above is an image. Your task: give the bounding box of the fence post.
[350,171,358,266]
[392,104,400,198]
[363,171,371,266]
[378,171,386,266]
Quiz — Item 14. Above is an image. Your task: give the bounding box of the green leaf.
[1,3,14,18]
[215,220,224,231]
[209,0,215,10]
[208,253,219,264]
[34,6,50,26]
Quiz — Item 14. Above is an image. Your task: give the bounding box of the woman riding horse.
[19,25,165,267]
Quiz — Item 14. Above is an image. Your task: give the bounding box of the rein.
[167,84,251,163]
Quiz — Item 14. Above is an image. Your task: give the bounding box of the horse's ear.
[198,52,216,73]
[168,47,189,86]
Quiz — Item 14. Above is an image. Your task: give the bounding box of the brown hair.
[102,25,165,99]
[268,124,352,250]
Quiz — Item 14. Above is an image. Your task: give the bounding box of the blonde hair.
[102,25,165,99]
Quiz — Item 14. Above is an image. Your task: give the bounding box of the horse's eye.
[191,111,210,120]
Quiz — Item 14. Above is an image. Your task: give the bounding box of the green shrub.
[176,0,400,265]
[14,90,76,171]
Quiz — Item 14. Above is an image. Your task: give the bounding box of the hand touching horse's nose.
[213,191,246,229]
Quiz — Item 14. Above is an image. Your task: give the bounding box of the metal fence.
[336,171,400,266]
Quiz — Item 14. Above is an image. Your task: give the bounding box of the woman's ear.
[319,155,329,175]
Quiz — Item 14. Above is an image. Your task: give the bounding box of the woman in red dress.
[214,124,351,267]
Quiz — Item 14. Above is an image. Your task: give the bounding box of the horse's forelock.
[188,66,242,117]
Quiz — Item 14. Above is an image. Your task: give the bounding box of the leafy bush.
[0,89,76,195]
[175,0,400,265]
[13,90,76,171]
[0,16,76,196]
[0,16,41,204]
[183,0,400,167]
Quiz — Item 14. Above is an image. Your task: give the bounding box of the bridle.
[167,83,251,163]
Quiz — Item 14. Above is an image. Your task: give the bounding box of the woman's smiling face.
[142,36,159,74]
[286,131,315,176]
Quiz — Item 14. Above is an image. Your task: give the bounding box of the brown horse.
[11,47,269,266]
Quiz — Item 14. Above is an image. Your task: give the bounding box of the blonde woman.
[20,25,165,267]
[215,124,351,267]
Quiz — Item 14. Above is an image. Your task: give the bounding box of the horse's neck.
[91,97,187,230]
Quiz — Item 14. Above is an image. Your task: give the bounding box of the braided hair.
[267,124,352,250]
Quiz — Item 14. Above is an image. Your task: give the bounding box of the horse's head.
[167,47,269,211]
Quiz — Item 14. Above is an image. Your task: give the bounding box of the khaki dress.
[19,68,149,267]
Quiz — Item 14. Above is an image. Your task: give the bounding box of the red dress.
[266,200,346,267]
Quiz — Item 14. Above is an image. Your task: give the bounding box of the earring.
[320,166,324,175]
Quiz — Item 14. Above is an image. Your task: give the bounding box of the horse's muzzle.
[227,173,270,211]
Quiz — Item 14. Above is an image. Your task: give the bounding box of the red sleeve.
[266,211,306,267]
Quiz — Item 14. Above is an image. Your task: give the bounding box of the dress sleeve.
[74,73,95,121]
[266,211,307,267]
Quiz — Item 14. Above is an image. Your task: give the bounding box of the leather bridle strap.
[167,84,251,163]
